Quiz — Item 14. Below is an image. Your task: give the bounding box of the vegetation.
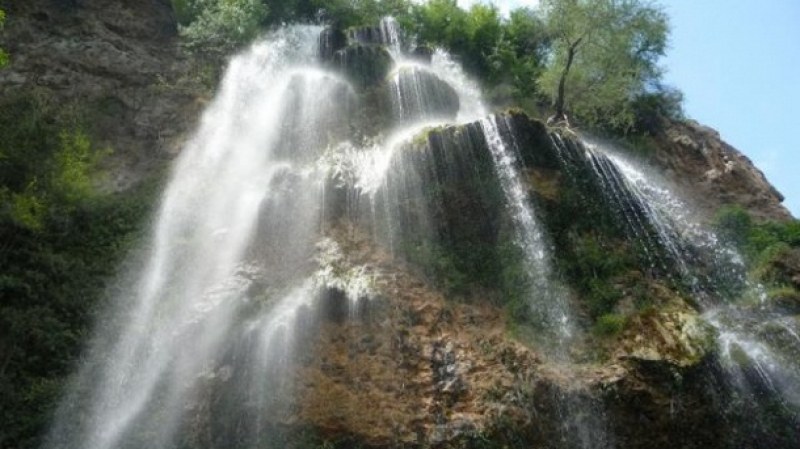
[173,0,269,58]
[169,0,680,133]
[594,313,627,336]
[714,205,800,290]
[0,7,8,68]
[538,0,669,130]
[0,91,160,448]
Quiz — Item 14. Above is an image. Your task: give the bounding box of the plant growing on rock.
[0,8,8,68]
[539,0,668,130]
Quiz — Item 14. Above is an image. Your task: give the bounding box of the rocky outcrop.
[0,0,206,191]
[653,120,791,220]
[221,223,760,449]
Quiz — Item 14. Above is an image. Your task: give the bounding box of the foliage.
[0,91,160,448]
[0,8,8,68]
[538,0,669,131]
[715,206,800,256]
[408,1,549,96]
[313,0,412,28]
[628,83,684,134]
[494,8,551,96]
[0,93,109,230]
[594,313,627,336]
[714,205,800,288]
[174,0,269,57]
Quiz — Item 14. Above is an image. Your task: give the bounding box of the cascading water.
[480,115,573,342]
[557,134,800,424]
[43,26,379,449]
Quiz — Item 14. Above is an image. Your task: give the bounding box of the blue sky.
[662,0,800,218]
[460,0,799,218]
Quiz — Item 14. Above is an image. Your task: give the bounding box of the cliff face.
[0,0,205,190]
[652,119,791,221]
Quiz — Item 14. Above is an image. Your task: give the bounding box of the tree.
[539,0,668,130]
[488,7,550,95]
[177,0,268,58]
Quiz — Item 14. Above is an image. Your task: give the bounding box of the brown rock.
[652,119,791,221]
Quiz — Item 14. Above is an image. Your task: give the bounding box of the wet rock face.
[345,20,403,48]
[0,0,204,191]
[387,67,460,123]
[654,120,791,221]
[346,25,391,46]
[332,44,393,89]
[409,45,434,64]
[491,109,565,172]
[318,26,347,61]
[379,121,508,289]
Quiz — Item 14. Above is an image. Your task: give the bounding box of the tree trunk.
[554,38,582,121]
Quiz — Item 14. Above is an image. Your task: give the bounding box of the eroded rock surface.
[654,120,791,220]
[0,0,206,191]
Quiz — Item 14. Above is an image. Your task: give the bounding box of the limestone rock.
[654,120,791,221]
[619,300,715,368]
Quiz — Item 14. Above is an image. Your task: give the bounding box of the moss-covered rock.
[757,246,800,290]
[618,299,716,367]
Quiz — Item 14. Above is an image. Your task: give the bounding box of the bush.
[714,205,800,291]
[715,205,800,258]
[594,313,627,336]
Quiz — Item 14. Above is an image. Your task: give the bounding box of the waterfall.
[44,19,609,449]
[480,115,573,341]
[43,26,377,449]
[566,135,800,419]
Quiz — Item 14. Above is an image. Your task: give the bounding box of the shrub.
[594,313,626,336]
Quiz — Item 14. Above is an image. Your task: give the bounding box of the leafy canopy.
[538,0,669,130]
[176,0,269,57]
